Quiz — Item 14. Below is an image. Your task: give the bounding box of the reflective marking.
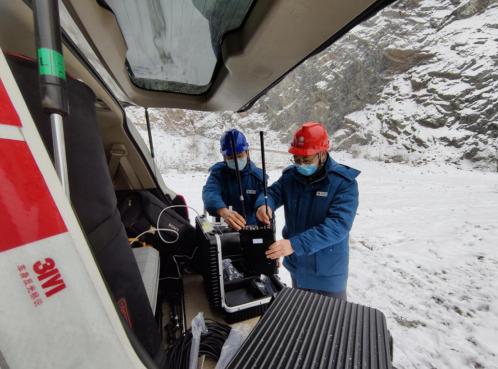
[37,48,66,80]
[0,139,67,252]
[0,79,21,126]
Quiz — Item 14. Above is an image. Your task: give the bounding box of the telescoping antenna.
[229,132,247,220]
[259,131,271,223]
[238,131,277,276]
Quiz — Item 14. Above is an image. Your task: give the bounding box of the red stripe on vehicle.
[0,139,67,252]
[0,79,21,126]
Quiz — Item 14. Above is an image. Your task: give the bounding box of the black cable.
[165,320,231,369]
[228,132,247,220]
[181,281,187,334]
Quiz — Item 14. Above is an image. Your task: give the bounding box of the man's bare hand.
[266,239,293,259]
[218,208,246,230]
[256,205,273,225]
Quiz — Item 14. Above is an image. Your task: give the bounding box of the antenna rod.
[145,108,158,177]
[145,108,155,159]
[229,132,247,220]
[259,131,270,221]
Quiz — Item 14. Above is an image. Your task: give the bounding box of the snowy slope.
[163,153,498,369]
[126,0,498,171]
[131,117,289,173]
[334,0,498,170]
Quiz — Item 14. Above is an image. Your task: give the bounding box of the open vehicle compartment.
[3,51,395,369]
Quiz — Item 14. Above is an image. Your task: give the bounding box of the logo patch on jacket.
[316,191,328,197]
[246,189,257,195]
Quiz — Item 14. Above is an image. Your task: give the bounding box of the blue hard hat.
[220,129,249,156]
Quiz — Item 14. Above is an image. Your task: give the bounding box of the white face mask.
[226,157,247,171]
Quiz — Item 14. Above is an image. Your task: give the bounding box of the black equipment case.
[227,287,394,369]
[196,215,284,323]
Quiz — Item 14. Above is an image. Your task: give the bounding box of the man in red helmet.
[255,122,359,299]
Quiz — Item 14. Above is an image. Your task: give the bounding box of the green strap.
[37,48,66,80]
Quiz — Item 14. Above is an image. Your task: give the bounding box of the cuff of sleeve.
[267,197,276,211]
[206,202,226,216]
[255,196,275,211]
[289,236,306,256]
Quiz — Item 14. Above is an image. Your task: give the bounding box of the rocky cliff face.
[128,0,498,171]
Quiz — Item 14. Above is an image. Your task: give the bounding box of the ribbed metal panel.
[196,217,222,308]
[227,288,392,369]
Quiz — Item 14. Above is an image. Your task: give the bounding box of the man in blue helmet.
[202,129,265,230]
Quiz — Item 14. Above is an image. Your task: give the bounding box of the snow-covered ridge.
[127,0,498,172]
[334,0,498,170]
[127,107,289,172]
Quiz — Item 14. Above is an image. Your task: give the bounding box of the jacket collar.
[287,154,360,185]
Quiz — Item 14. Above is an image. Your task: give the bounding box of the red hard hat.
[288,122,330,156]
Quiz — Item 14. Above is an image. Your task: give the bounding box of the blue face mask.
[227,157,247,171]
[295,163,318,176]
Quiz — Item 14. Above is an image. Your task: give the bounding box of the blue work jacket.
[202,161,265,225]
[255,157,360,292]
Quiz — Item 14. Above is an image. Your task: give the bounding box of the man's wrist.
[218,208,229,218]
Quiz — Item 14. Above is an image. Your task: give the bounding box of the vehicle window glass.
[104,0,255,94]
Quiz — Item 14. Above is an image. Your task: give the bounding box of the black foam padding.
[7,55,162,362]
[227,288,393,369]
[224,304,269,325]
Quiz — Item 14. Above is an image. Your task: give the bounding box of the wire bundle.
[128,205,201,280]
[165,319,231,369]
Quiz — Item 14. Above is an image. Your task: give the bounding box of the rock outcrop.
[129,0,498,171]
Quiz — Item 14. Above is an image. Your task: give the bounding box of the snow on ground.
[161,152,498,369]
